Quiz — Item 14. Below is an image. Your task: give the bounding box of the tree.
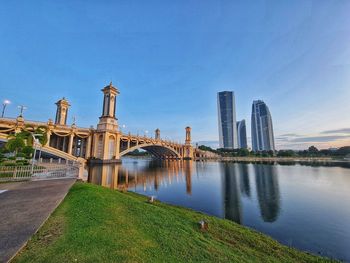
[198,145,217,153]
[238,148,249,156]
[6,134,25,155]
[19,125,48,146]
[335,146,350,156]
[277,150,295,157]
[22,146,35,159]
[308,145,319,156]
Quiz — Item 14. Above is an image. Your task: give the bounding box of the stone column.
[45,130,52,147]
[115,133,121,159]
[85,135,92,159]
[68,133,74,155]
[102,132,109,160]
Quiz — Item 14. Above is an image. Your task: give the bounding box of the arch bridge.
[0,83,194,163]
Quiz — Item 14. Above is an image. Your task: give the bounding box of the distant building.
[251,100,275,151]
[236,120,248,149]
[217,91,238,149]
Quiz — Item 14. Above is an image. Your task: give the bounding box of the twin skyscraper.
[217,91,275,151]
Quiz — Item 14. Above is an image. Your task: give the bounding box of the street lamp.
[1,99,10,118]
[120,124,126,133]
[30,133,43,175]
[17,105,27,117]
[144,130,149,137]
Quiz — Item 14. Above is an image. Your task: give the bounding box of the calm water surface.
[88,158,350,262]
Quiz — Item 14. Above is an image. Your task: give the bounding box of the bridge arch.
[119,143,182,159]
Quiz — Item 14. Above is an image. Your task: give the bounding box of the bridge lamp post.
[144,130,149,137]
[1,99,10,118]
[30,133,43,176]
[17,105,27,117]
[120,124,126,133]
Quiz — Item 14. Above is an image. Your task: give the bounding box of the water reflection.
[254,164,280,222]
[88,160,194,195]
[88,161,281,224]
[221,163,242,223]
[238,164,251,198]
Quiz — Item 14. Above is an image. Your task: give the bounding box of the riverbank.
[13,183,333,262]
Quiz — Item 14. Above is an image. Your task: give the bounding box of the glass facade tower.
[236,119,248,149]
[251,100,275,151]
[217,91,238,149]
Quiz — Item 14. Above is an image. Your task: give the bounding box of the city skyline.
[1,1,350,150]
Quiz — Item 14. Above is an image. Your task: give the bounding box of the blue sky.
[1,0,350,149]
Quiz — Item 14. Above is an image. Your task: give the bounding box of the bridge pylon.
[90,82,122,163]
[183,126,193,160]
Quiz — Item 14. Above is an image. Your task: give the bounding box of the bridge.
[0,82,195,163]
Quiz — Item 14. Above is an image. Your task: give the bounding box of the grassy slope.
[14,183,333,263]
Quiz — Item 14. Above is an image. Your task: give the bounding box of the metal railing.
[0,163,80,182]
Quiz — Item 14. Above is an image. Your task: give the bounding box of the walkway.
[0,178,75,262]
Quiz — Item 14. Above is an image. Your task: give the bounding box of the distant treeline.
[198,145,350,158]
[126,149,150,156]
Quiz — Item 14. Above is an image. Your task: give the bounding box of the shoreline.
[195,156,350,164]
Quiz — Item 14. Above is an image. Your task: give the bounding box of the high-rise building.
[251,100,275,151]
[217,91,238,149]
[236,120,247,149]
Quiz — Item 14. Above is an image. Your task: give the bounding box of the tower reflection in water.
[220,162,280,224]
[88,160,194,195]
[88,160,281,224]
[254,164,280,222]
[221,163,242,224]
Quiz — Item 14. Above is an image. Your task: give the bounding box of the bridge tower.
[184,126,194,159]
[91,82,121,163]
[155,128,160,140]
[55,98,70,125]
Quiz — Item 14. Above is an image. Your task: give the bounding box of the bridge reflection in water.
[88,159,194,195]
[88,159,281,225]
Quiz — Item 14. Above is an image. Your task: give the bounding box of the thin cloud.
[279,133,302,137]
[290,135,349,143]
[321,128,350,134]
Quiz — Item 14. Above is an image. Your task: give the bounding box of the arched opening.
[120,144,181,159]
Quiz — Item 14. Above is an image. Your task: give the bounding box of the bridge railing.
[0,163,80,182]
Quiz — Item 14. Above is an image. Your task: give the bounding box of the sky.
[0,0,350,150]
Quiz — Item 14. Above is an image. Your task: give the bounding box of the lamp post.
[120,124,126,133]
[30,133,43,175]
[17,105,27,117]
[1,100,10,118]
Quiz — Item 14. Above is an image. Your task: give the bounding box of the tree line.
[198,145,350,158]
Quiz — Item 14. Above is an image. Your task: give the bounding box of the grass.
[14,183,334,263]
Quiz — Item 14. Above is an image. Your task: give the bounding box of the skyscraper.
[251,100,275,151]
[217,91,238,149]
[236,120,248,149]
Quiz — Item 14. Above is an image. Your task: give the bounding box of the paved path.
[0,178,75,262]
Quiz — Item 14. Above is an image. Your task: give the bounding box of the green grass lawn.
[14,183,334,263]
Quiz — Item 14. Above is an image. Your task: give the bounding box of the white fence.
[0,163,80,182]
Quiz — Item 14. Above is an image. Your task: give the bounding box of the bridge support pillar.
[85,135,92,159]
[68,133,74,155]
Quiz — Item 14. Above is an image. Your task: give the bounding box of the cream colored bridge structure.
[0,83,195,164]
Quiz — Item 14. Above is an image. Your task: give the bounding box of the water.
[88,158,350,262]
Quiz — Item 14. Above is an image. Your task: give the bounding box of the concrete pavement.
[0,178,75,262]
